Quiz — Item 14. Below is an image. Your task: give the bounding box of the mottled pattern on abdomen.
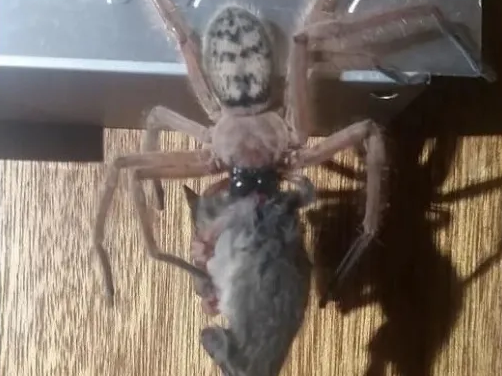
[202,6,273,109]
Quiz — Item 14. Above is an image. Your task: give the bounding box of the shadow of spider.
[307,74,502,376]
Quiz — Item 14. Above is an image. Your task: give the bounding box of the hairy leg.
[303,4,492,80]
[285,32,314,146]
[283,0,335,144]
[140,105,212,210]
[92,150,221,303]
[284,22,423,149]
[130,166,225,312]
[150,0,222,120]
[292,119,386,282]
[284,3,493,145]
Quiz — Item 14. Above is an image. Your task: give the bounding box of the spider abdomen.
[202,6,273,114]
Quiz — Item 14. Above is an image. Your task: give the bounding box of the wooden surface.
[1,109,502,376]
[2,2,502,375]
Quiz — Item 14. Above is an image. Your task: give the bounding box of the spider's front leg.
[290,29,387,281]
[92,149,222,303]
[140,106,212,210]
[143,0,223,210]
[151,0,221,121]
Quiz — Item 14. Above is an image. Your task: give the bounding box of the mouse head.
[182,185,235,231]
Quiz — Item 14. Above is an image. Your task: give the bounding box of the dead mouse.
[183,174,315,376]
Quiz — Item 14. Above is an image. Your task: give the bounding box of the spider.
[91,0,490,303]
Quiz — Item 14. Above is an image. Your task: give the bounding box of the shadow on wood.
[305,2,502,374]
[307,107,502,376]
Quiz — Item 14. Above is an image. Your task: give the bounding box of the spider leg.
[292,119,386,279]
[92,149,222,303]
[141,105,211,210]
[285,32,314,145]
[294,119,385,230]
[150,0,222,121]
[304,4,494,81]
[141,175,232,316]
[285,2,424,145]
[284,20,426,148]
[130,165,221,284]
[289,22,389,280]
[282,0,334,142]
[286,3,494,146]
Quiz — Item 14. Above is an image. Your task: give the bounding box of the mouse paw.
[191,237,215,266]
[193,275,215,296]
[201,327,230,362]
[201,296,220,316]
[193,275,220,316]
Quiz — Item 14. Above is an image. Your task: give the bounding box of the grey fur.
[184,179,315,376]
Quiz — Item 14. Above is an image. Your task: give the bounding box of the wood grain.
[1,123,501,376]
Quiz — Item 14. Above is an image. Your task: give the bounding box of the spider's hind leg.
[151,0,222,120]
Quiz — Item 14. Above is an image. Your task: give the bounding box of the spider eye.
[230,170,251,197]
[229,167,280,198]
[230,178,251,197]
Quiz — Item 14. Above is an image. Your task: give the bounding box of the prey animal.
[91,0,491,301]
[182,175,314,376]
